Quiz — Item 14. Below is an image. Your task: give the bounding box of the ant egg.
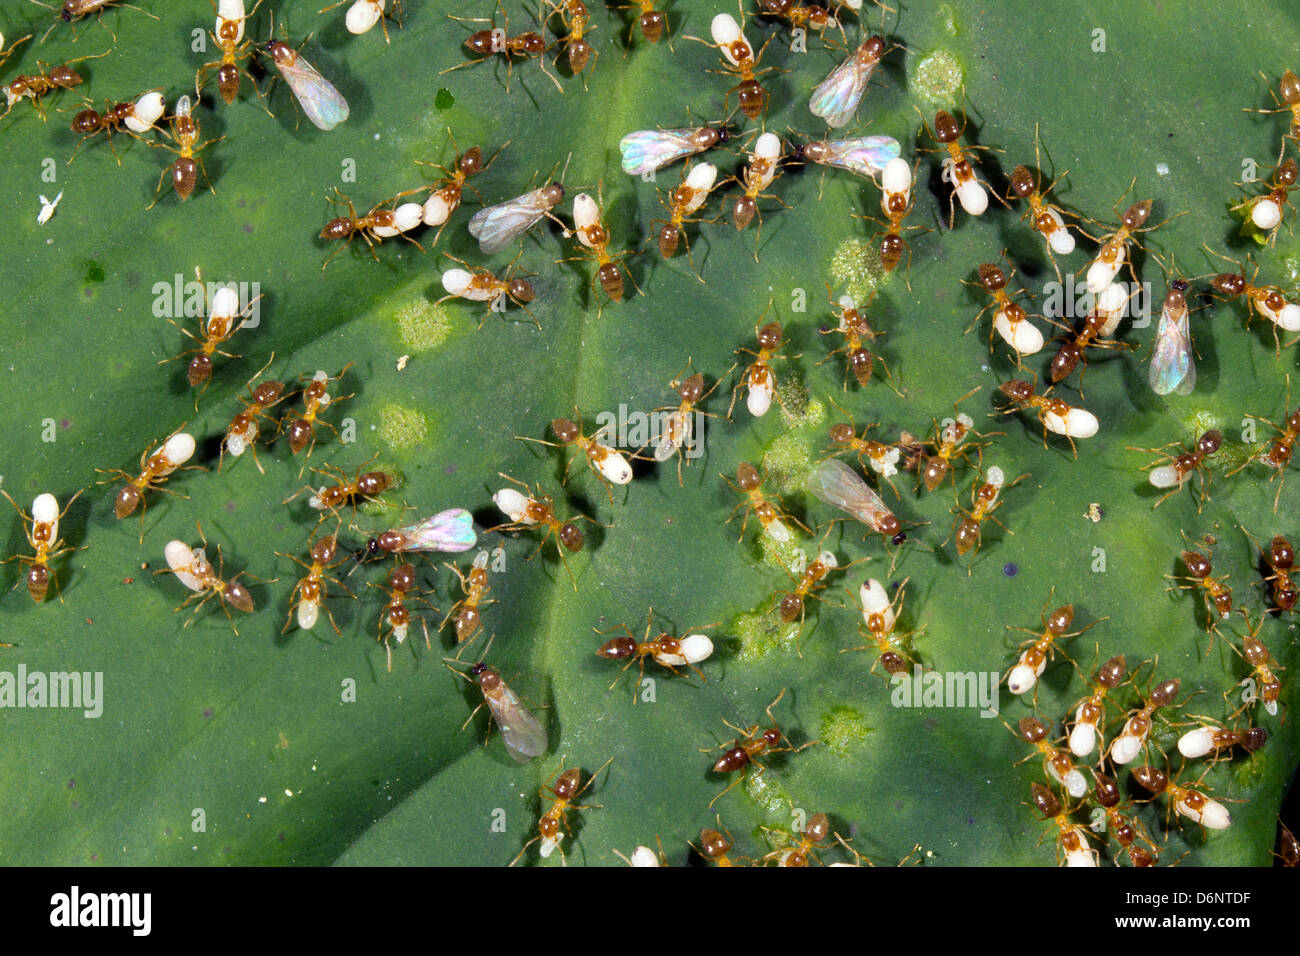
[1007,659,1044,695]
[654,633,714,666]
[1095,282,1130,336]
[31,493,59,525]
[710,14,745,64]
[1086,249,1124,295]
[1177,727,1218,759]
[626,846,661,867]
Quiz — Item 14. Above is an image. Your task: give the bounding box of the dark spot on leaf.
[244,224,255,233]
[61,419,70,429]
[67,779,75,789]
[84,261,105,283]
[1003,562,1018,577]
[967,816,975,825]
[443,464,456,475]
[435,88,455,110]
[203,708,213,718]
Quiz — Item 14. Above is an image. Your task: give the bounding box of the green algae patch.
[912,49,963,106]
[763,429,816,496]
[377,404,430,451]
[733,608,799,661]
[819,705,873,758]
[744,767,789,816]
[395,300,451,351]
[829,238,883,305]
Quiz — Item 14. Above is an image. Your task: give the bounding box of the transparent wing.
[394,508,477,552]
[619,129,699,176]
[815,136,901,177]
[468,187,552,254]
[279,57,349,131]
[809,54,874,129]
[1148,313,1195,396]
[487,682,548,763]
[807,459,891,530]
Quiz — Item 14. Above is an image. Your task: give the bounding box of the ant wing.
[1149,309,1195,397]
[808,459,892,532]
[393,508,478,552]
[811,136,901,178]
[809,49,877,130]
[618,128,701,176]
[486,681,548,763]
[275,55,349,131]
[468,186,553,254]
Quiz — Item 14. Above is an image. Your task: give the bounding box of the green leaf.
[0,0,1295,868]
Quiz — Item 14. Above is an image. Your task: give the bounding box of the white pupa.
[165,540,205,592]
[161,432,197,472]
[710,14,748,67]
[1044,407,1098,439]
[346,0,386,35]
[859,578,895,632]
[493,488,532,523]
[993,308,1044,355]
[125,91,165,134]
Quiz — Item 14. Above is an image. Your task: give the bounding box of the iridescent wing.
[486,679,548,763]
[807,459,892,531]
[809,47,877,129]
[1148,311,1195,396]
[468,186,555,254]
[619,128,705,176]
[276,55,349,131]
[393,508,477,552]
[810,136,901,178]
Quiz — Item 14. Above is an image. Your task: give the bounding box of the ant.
[723,461,808,544]
[509,758,614,866]
[653,359,724,485]
[1090,770,1159,867]
[994,377,1098,459]
[842,577,921,679]
[1009,716,1088,799]
[319,187,426,269]
[1,489,83,603]
[96,426,202,542]
[703,688,816,808]
[1065,650,1128,760]
[441,551,496,644]
[219,355,289,474]
[148,95,223,208]
[1204,247,1300,355]
[283,457,394,523]
[649,161,720,284]
[1129,429,1222,513]
[196,0,263,104]
[283,365,354,464]
[1165,534,1235,643]
[156,522,259,635]
[1005,590,1103,699]
[1108,668,1188,767]
[488,474,598,589]
[729,312,797,419]
[369,563,433,672]
[964,260,1044,366]
[821,400,903,496]
[516,408,635,504]
[559,186,642,317]
[946,465,1026,573]
[1227,376,1300,512]
[917,98,1003,227]
[415,135,503,245]
[277,528,352,635]
[1130,762,1232,832]
[688,9,777,120]
[441,1,562,94]
[437,252,539,328]
[594,606,715,702]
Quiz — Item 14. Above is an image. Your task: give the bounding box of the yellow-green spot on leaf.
[1186,409,1224,437]
[743,766,787,816]
[912,49,963,107]
[733,609,797,661]
[830,238,883,305]
[759,530,804,575]
[763,428,815,495]
[395,300,451,352]
[819,705,873,758]
[377,404,429,451]
[937,5,960,36]
[1280,256,1300,286]
[775,372,810,422]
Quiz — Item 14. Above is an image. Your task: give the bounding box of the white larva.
[1068,715,1097,758]
[747,379,773,417]
[125,91,165,134]
[164,540,205,593]
[654,633,714,667]
[1044,407,1099,439]
[1044,209,1076,255]
[422,192,451,227]
[1095,282,1131,336]
[345,0,386,36]
[710,14,748,67]
[682,163,719,214]
[1177,726,1217,759]
[881,156,911,197]
[162,432,197,470]
[993,308,1044,355]
[1252,197,1282,231]
[955,178,988,216]
[859,579,895,633]
[1177,794,1230,830]
[493,488,532,523]
[1086,248,1124,294]
[1007,658,1045,695]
